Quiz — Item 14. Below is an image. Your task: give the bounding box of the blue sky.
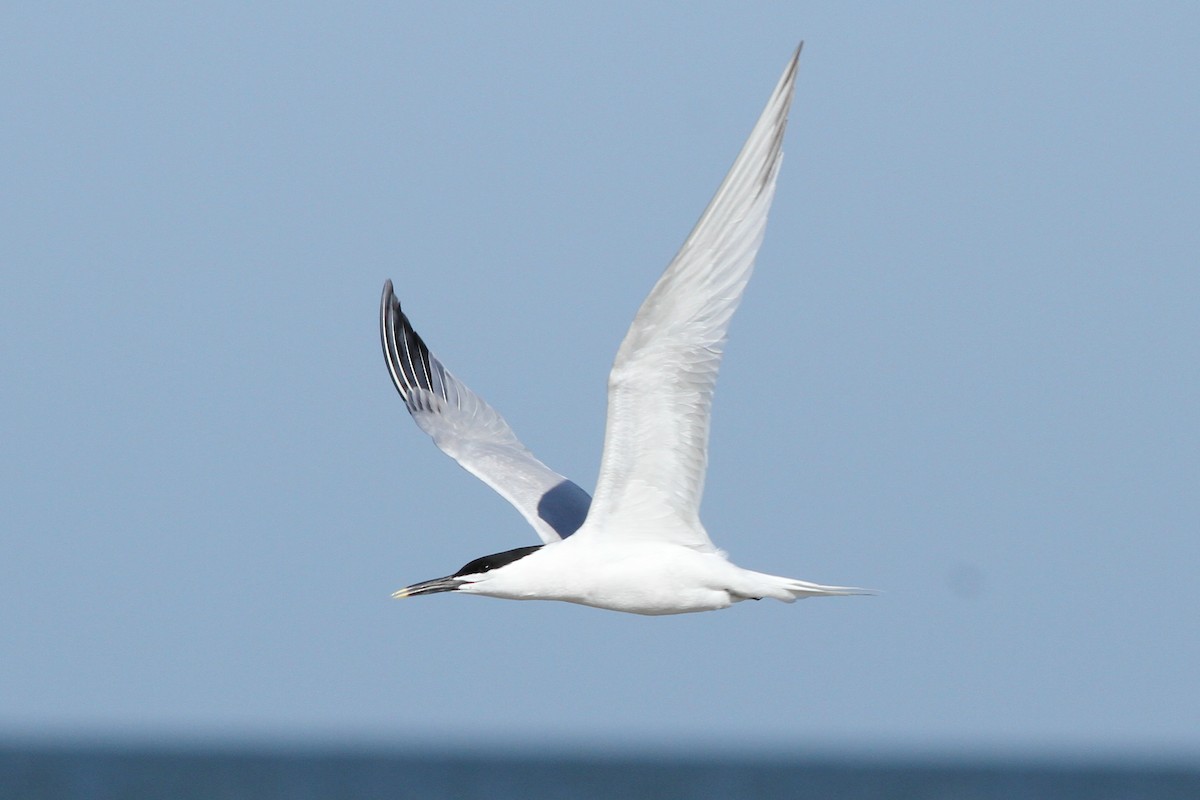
[3,3,1198,757]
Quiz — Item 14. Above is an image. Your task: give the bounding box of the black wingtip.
[378,280,441,406]
[380,279,396,344]
[379,279,407,401]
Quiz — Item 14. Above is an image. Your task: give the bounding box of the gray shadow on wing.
[538,480,591,538]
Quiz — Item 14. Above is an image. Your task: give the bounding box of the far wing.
[583,46,801,549]
[380,281,591,543]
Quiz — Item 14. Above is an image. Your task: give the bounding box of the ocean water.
[2,744,1197,800]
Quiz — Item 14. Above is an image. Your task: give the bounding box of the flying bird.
[380,44,865,615]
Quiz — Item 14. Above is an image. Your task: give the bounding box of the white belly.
[467,540,751,616]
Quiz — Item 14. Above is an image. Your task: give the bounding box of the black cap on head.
[454,545,543,578]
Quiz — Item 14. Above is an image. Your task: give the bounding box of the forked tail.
[781,578,874,601]
[737,569,874,603]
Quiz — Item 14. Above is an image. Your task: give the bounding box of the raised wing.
[583,46,801,549]
[380,281,591,544]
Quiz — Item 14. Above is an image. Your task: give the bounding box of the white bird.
[381,44,866,615]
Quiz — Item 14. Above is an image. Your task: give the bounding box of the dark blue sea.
[2,743,1197,799]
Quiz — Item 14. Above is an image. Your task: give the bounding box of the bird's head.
[392,544,543,599]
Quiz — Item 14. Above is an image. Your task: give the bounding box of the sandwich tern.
[381,44,866,615]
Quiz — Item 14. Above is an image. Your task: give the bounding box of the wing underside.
[583,46,802,548]
[380,281,591,544]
